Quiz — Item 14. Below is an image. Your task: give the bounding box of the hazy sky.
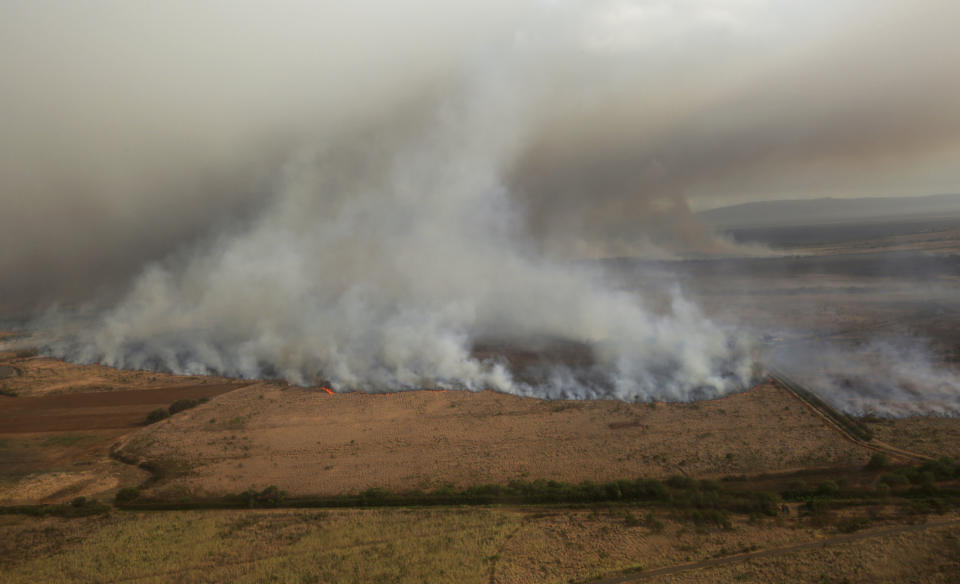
[2,1,960,308]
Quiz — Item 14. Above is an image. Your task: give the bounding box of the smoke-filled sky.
[3,0,960,308]
[2,1,959,401]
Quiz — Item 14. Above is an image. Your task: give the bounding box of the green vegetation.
[117,475,783,524]
[168,397,208,414]
[865,452,891,470]
[0,498,110,518]
[145,397,211,424]
[111,458,960,537]
[145,408,170,424]
[114,486,141,503]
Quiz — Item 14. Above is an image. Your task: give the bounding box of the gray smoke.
[5,2,960,400]
[43,69,754,398]
[767,337,960,417]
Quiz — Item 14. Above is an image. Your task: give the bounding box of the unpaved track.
[591,518,960,583]
[769,372,933,463]
[0,383,246,433]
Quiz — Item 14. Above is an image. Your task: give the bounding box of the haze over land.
[699,194,960,230]
[2,1,960,405]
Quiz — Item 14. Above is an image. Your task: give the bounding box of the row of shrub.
[145,397,209,424]
[776,456,960,505]
[771,371,874,441]
[0,497,110,518]
[115,475,783,519]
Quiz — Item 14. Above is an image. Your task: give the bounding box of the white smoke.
[768,337,960,417]
[13,1,960,402]
[49,61,754,398]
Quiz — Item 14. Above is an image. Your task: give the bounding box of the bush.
[816,481,840,496]
[837,516,871,533]
[879,473,909,487]
[115,487,141,503]
[920,457,957,480]
[666,475,696,490]
[168,399,200,415]
[753,492,782,516]
[636,479,669,500]
[866,453,891,471]
[145,409,170,424]
[71,496,87,508]
[257,485,285,506]
[644,512,665,533]
[240,485,287,508]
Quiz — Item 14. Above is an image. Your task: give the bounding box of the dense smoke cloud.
[3,2,960,400]
[768,337,960,416]
[41,67,755,398]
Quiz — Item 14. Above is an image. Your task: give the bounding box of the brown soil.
[118,381,875,498]
[0,348,248,504]
[0,383,246,433]
[0,428,151,504]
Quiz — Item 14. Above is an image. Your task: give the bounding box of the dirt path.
[769,372,933,463]
[591,518,960,583]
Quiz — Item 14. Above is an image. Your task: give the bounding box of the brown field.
[0,350,247,505]
[864,416,960,460]
[113,381,877,498]
[0,383,245,433]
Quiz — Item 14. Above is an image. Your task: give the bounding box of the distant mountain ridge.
[698,193,960,229]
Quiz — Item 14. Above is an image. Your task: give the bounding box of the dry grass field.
[113,381,874,499]
[1,506,957,584]
[864,417,960,460]
[648,519,960,584]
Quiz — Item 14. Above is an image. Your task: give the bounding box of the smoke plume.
[4,2,960,400]
[768,337,960,417]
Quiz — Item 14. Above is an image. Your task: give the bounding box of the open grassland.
[863,416,960,460]
[0,508,517,584]
[114,382,875,499]
[648,520,960,584]
[2,505,958,584]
